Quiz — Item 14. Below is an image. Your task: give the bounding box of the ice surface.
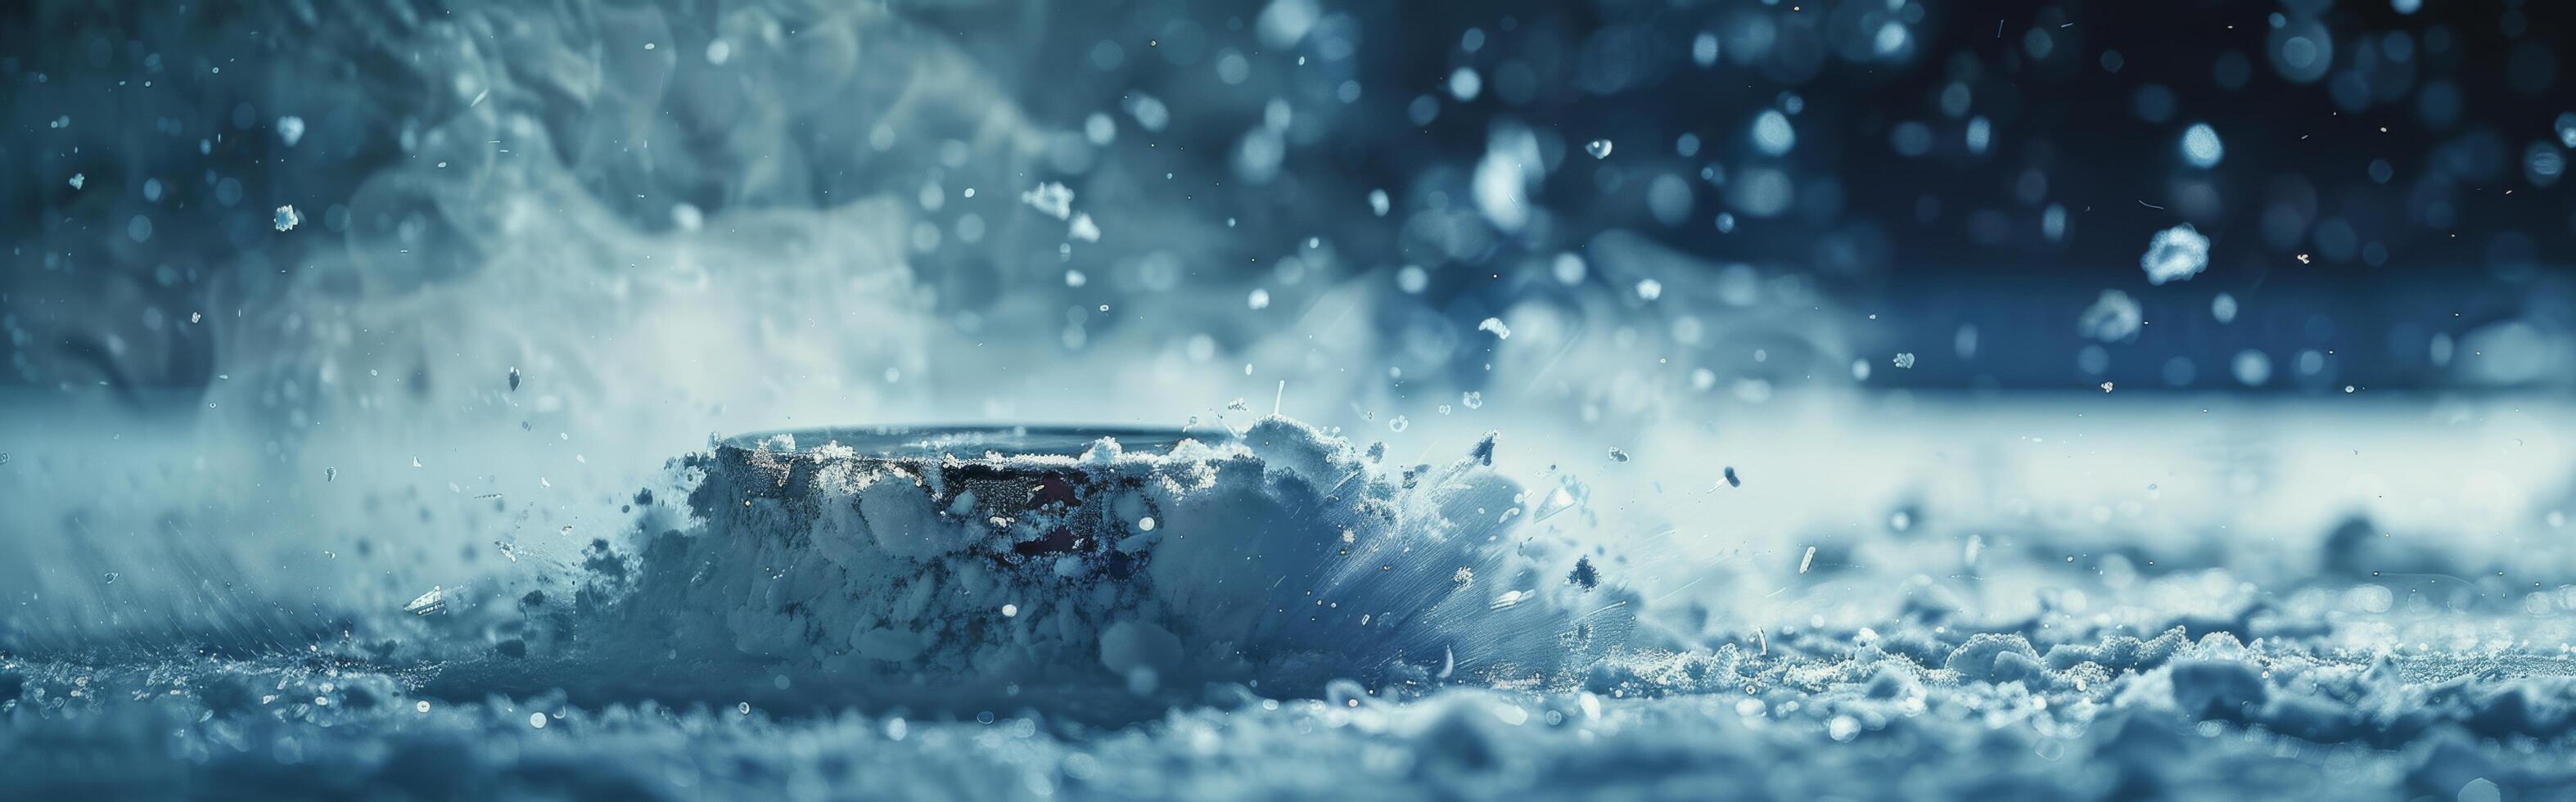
[13,401,2576,799]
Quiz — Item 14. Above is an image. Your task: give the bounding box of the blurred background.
[7,0,2575,403]
[4,0,2575,653]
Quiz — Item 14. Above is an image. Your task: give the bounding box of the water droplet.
[1585,139,1613,159]
[1389,416,1410,433]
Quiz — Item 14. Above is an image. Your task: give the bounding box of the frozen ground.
[8,394,2576,800]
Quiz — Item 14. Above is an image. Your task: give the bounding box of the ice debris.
[2179,122,2223,168]
[1751,110,1795,156]
[1022,182,1075,220]
[2079,290,2145,343]
[2141,223,2210,285]
[403,586,451,616]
